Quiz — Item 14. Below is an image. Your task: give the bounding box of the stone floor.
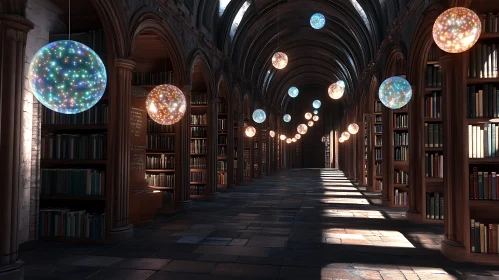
[20,169,499,279]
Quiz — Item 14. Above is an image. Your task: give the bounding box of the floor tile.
[162,260,217,274]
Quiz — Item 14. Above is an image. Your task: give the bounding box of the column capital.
[114,58,136,70]
[0,14,34,34]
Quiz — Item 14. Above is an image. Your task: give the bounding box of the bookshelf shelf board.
[217,171,227,173]
[469,200,499,208]
[467,118,496,124]
[42,124,108,132]
[191,105,208,111]
[190,168,207,171]
[190,153,207,156]
[191,137,207,140]
[145,169,175,172]
[393,128,409,131]
[375,112,382,115]
[468,158,499,164]
[393,184,409,190]
[423,218,444,224]
[41,160,107,167]
[393,145,409,147]
[375,122,382,125]
[147,132,175,135]
[375,160,383,162]
[146,151,175,155]
[427,60,440,65]
[479,33,499,39]
[217,156,227,159]
[147,186,174,190]
[40,195,106,201]
[387,203,409,208]
[425,147,443,151]
[393,109,408,113]
[424,118,442,122]
[375,175,382,178]
[190,182,207,184]
[425,88,442,93]
[467,78,499,84]
[374,145,382,148]
[375,133,383,135]
[467,253,499,265]
[425,177,444,183]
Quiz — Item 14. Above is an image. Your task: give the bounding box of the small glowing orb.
[252,109,266,123]
[283,114,291,122]
[308,121,314,127]
[305,112,313,120]
[313,115,319,121]
[313,110,318,114]
[433,7,481,53]
[28,40,107,114]
[313,100,321,109]
[269,130,276,137]
[288,87,299,98]
[146,84,186,125]
[245,126,256,137]
[272,52,288,69]
[321,136,326,142]
[297,124,308,134]
[286,138,292,144]
[310,13,326,29]
[378,76,412,109]
[348,123,359,134]
[295,134,301,139]
[328,81,345,99]
[280,134,287,140]
[342,131,350,140]
[292,138,297,142]
[339,137,345,143]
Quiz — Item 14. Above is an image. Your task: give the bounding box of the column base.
[406,210,423,224]
[441,237,499,265]
[0,261,23,280]
[108,224,133,242]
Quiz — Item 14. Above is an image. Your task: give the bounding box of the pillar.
[0,14,34,280]
[208,97,218,194]
[177,86,192,208]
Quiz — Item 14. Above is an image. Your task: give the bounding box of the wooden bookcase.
[233,119,239,185]
[373,99,383,192]
[363,114,374,188]
[389,104,410,208]
[243,121,252,181]
[190,92,209,198]
[261,128,268,176]
[217,99,228,189]
[325,134,330,168]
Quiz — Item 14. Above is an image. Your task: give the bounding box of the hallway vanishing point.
[21,169,499,280]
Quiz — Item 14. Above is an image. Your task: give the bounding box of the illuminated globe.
[252,109,266,123]
[339,137,345,143]
[328,81,345,100]
[272,52,288,69]
[286,138,292,144]
[312,115,319,121]
[245,126,256,137]
[313,110,318,114]
[28,40,107,114]
[310,13,326,30]
[305,112,313,120]
[146,84,186,125]
[283,114,291,122]
[433,7,481,53]
[348,123,359,134]
[342,131,350,140]
[313,100,321,109]
[280,134,287,140]
[270,130,276,137]
[297,124,308,135]
[295,134,301,140]
[378,76,412,109]
[288,87,299,98]
[308,121,314,127]
[292,138,297,142]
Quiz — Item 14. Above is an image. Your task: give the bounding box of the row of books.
[375,115,382,123]
[468,123,499,158]
[375,135,382,146]
[218,160,227,171]
[424,123,443,148]
[375,148,382,160]
[191,139,207,154]
[218,146,227,157]
[42,104,108,125]
[375,125,382,133]
[191,92,208,105]
[217,172,227,185]
[132,71,174,85]
[190,172,207,183]
[480,13,499,33]
[146,155,175,169]
[470,168,499,200]
[393,114,408,128]
[218,135,227,144]
[190,185,205,195]
[41,169,105,196]
[41,134,107,160]
[39,209,105,239]
[147,119,174,133]
[145,173,174,188]
[147,135,174,151]
[374,179,383,191]
[425,153,444,178]
[394,132,409,146]
[468,43,498,79]
[424,92,441,119]
[374,101,383,113]
[191,127,207,138]
[191,114,207,125]
[426,192,444,220]
[426,65,442,88]
[394,170,408,184]
[218,119,228,131]
[218,102,227,114]
[470,220,499,254]
[427,45,442,62]
[190,156,207,168]
[467,85,499,118]
[375,163,382,175]
[394,189,408,206]
[394,147,408,161]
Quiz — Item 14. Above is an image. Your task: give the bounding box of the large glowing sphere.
[312,115,319,121]
[28,40,107,114]
[433,7,481,53]
[348,123,359,134]
[272,52,288,69]
[146,84,186,125]
[378,76,412,109]
[313,100,321,109]
[292,138,297,142]
[283,114,291,122]
[286,138,292,144]
[245,126,256,137]
[310,13,326,30]
[339,137,345,143]
[252,109,266,123]
[270,130,276,137]
[288,87,299,98]
[305,112,313,120]
[308,121,314,127]
[313,110,318,114]
[297,124,308,134]
[295,134,301,139]
[342,131,350,140]
[280,134,287,140]
[328,81,345,100]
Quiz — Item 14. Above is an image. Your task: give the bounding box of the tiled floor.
[20,169,499,279]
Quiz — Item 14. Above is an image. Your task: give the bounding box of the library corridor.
[18,169,498,279]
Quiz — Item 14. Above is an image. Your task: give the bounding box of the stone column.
[0,14,34,280]
[208,97,219,194]
[237,114,244,183]
[107,59,135,241]
[177,86,192,208]
[227,101,234,188]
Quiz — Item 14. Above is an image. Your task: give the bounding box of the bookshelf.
[363,114,374,188]
[325,134,330,168]
[233,119,239,185]
[262,128,268,175]
[243,120,252,181]
[373,99,383,192]
[39,30,108,240]
[389,104,410,208]
[217,98,228,189]
[190,92,209,197]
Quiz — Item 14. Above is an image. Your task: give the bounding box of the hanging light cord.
[277,0,280,49]
[68,0,71,40]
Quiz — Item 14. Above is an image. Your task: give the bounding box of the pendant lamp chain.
[277,0,280,49]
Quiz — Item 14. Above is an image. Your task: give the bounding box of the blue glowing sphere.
[252,109,267,123]
[378,76,412,109]
[283,114,291,122]
[28,40,107,114]
[288,86,299,98]
[310,13,326,29]
[337,80,345,88]
[313,100,321,109]
[313,110,318,114]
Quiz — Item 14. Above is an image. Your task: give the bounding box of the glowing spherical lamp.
[286,138,292,144]
[312,115,319,121]
[272,52,288,69]
[433,7,481,53]
[328,81,345,100]
[313,100,321,109]
[252,109,266,123]
[28,40,107,114]
[146,84,187,125]
[283,114,291,122]
[288,87,299,98]
[305,112,313,120]
[245,126,256,137]
[307,121,314,127]
[348,123,359,134]
[342,131,350,140]
[270,130,276,137]
[310,13,326,30]
[321,136,326,143]
[378,76,412,109]
[313,110,318,114]
[280,134,287,141]
[295,134,301,139]
[297,124,308,135]
[339,137,345,143]
[292,138,297,142]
